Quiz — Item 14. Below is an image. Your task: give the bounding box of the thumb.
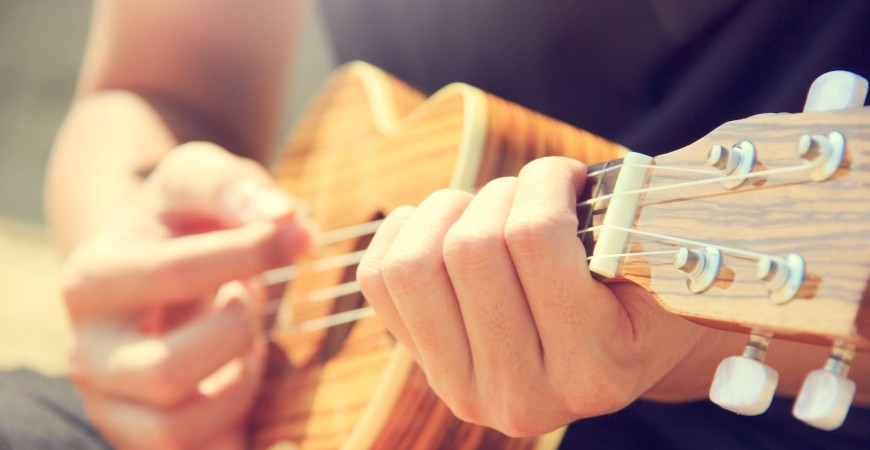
[145,141,297,227]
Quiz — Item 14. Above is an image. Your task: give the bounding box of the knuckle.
[481,176,517,190]
[504,216,555,249]
[441,388,482,426]
[425,188,470,205]
[504,216,573,255]
[449,398,482,426]
[487,388,534,437]
[495,408,542,438]
[171,141,225,161]
[442,228,505,270]
[481,380,552,437]
[390,205,417,217]
[423,369,479,422]
[356,260,386,297]
[380,250,442,293]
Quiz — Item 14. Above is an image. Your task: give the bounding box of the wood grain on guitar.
[251,62,869,447]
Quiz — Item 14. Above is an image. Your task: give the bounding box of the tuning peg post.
[706,141,755,189]
[673,247,721,294]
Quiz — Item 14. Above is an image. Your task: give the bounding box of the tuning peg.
[710,333,778,415]
[793,344,856,430]
[673,247,721,293]
[795,132,846,182]
[706,141,755,189]
[756,254,805,304]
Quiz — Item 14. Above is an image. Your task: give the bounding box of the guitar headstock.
[617,106,870,349]
[586,71,869,430]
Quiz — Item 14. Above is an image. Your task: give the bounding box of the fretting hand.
[358,156,712,436]
[59,143,311,449]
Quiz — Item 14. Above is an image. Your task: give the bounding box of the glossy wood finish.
[596,108,870,349]
[252,62,626,449]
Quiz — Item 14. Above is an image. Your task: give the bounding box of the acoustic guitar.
[249,62,869,449]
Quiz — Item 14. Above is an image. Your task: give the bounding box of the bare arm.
[44,2,310,448]
[47,0,307,252]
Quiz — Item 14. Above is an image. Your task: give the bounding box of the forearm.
[45,90,226,255]
[45,1,308,255]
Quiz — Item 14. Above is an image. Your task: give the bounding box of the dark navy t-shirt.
[321,0,870,156]
[319,0,870,448]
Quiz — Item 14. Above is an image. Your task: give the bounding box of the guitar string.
[578,161,819,207]
[264,246,683,334]
[263,247,683,313]
[264,221,777,334]
[261,250,366,286]
[261,159,820,332]
[263,223,767,320]
[580,225,771,260]
[588,163,722,177]
[260,159,817,286]
[268,306,376,334]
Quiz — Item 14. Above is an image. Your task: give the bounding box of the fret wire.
[586,163,623,178]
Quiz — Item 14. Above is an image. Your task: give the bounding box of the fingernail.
[222,297,246,315]
[246,189,294,221]
[222,178,295,223]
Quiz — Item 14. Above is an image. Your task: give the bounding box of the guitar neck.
[576,107,870,349]
[577,159,623,258]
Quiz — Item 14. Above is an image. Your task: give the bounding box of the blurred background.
[0,1,334,374]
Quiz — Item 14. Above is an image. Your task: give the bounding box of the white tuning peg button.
[793,369,856,430]
[803,70,868,112]
[710,355,779,415]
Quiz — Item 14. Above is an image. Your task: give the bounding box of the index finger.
[503,157,626,366]
[63,218,307,317]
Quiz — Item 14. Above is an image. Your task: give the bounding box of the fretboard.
[577,158,623,256]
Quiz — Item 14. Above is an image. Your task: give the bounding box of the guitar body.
[251,62,626,449]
